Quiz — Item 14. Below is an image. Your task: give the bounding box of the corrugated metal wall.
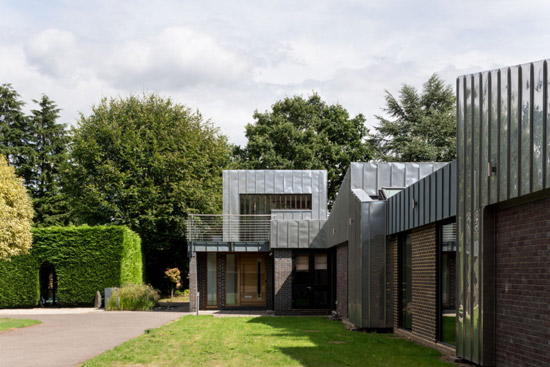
[456,58,550,365]
[270,219,326,249]
[223,170,328,220]
[387,161,456,235]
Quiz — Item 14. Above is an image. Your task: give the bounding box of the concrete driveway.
[0,308,189,367]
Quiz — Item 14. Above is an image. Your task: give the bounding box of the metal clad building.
[321,162,447,328]
[387,160,457,235]
[456,59,550,365]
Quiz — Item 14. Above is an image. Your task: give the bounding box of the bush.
[175,289,190,297]
[0,225,142,307]
[106,283,159,311]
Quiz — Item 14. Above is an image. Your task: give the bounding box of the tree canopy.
[65,93,231,287]
[371,74,456,162]
[0,155,34,260]
[234,93,373,203]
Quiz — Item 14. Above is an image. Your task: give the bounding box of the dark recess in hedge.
[0,225,142,307]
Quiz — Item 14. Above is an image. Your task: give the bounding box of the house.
[188,57,550,367]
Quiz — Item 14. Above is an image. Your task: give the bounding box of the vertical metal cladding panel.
[348,193,363,327]
[264,170,275,193]
[436,169,443,220]
[391,162,406,187]
[419,179,425,227]
[489,70,499,204]
[509,66,520,199]
[430,171,437,223]
[378,163,391,190]
[464,74,473,360]
[443,164,450,219]
[405,163,420,187]
[298,221,309,248]
[457,59,550,365]
[366,201,387,328]
[472,72,481,363]
[362,163,378,196]
[456,76,465,359]
[362,200,371,328]
[450,160,457,217]
[532,62,544,192]
[499,68,509,201]
[479,72,489,210]
[520,64,532,196]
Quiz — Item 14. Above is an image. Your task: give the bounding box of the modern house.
[188,58,550,367]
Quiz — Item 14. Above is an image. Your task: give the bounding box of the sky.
[1,0,550,146]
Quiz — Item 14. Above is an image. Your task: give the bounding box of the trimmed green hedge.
[0,226,142,307]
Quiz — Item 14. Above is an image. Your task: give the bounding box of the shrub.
[106,283,159,311]
[0,225,142,307]
[175,289,190,297]
[0,155,34,260]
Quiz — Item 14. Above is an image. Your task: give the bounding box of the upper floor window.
[240,194,312,214]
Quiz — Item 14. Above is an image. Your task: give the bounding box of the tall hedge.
[0,225,142,307]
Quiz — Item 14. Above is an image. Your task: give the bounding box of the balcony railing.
[187,214,272,243]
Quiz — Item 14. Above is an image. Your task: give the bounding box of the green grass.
[159,295,189,303]
[0,318,41,332]
[83,316,453,367]
[441,316,456,346]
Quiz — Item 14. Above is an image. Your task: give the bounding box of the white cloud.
[1,0,550,146]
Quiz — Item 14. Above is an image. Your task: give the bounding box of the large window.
[240,194,312,214]
[206,253,217,307]
[226,254,238,306]
[439,221,457,345]
[399,233,413,330]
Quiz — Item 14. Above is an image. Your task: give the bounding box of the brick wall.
[266,254,274,310]
[411,223,438,343]
[388,224,438,344]
[336,243,348,318]
[189,254,197,312]
[274,249,292,313]
[197,252,206,309]
[495,197,550,367]
[387,237,399,329]
[217,254,226,308]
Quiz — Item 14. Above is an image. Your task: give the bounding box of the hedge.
[0,225,142,307]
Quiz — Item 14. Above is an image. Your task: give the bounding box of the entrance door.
[292,251,331,309]
[239,255,266,306]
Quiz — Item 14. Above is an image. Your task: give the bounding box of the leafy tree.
[0,84,33,175]
[65,93,231,288]
[28,95,70,226]
[371,74,456,162]
[235,93,373,204]
[0,155,34,260]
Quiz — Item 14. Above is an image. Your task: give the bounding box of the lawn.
[441,316,456,346]
[83,316,453,367]
[159,295,189,303]
[0,318,41,332]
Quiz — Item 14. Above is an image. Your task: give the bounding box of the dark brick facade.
[189,254,198,312]
[388,225,439,346]
[388,236,398,330]
[411,223,438,343]
[336,243,348,318]
[495,197,550,367]
[274,249,292,313]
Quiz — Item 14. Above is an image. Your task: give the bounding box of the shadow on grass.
[247,317,452,367]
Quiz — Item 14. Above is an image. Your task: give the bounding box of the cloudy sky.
[1,0,549,145]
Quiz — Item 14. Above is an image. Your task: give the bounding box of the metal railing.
[187,214,272,243]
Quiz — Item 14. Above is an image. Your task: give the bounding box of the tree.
[65,93,231,288]
[235,93,373,204]
[0,155,34,260]
[371,74,456,162]
[0,84,33,175]
[28,95,70,226]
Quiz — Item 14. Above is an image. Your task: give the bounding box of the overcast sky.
[1,0,549,145]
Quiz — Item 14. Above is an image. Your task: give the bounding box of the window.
[240,194,312,214]
[207,253,217,307]
[226,254,238,306]
[399,233,413,330]
[295,254,309,271]
[439,221,457,346]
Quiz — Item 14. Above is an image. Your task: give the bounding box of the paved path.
[0,309,189,367]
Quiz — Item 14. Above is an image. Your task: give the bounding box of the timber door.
[239,255,266,306]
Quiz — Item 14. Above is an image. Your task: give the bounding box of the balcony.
[187,214,272,252]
